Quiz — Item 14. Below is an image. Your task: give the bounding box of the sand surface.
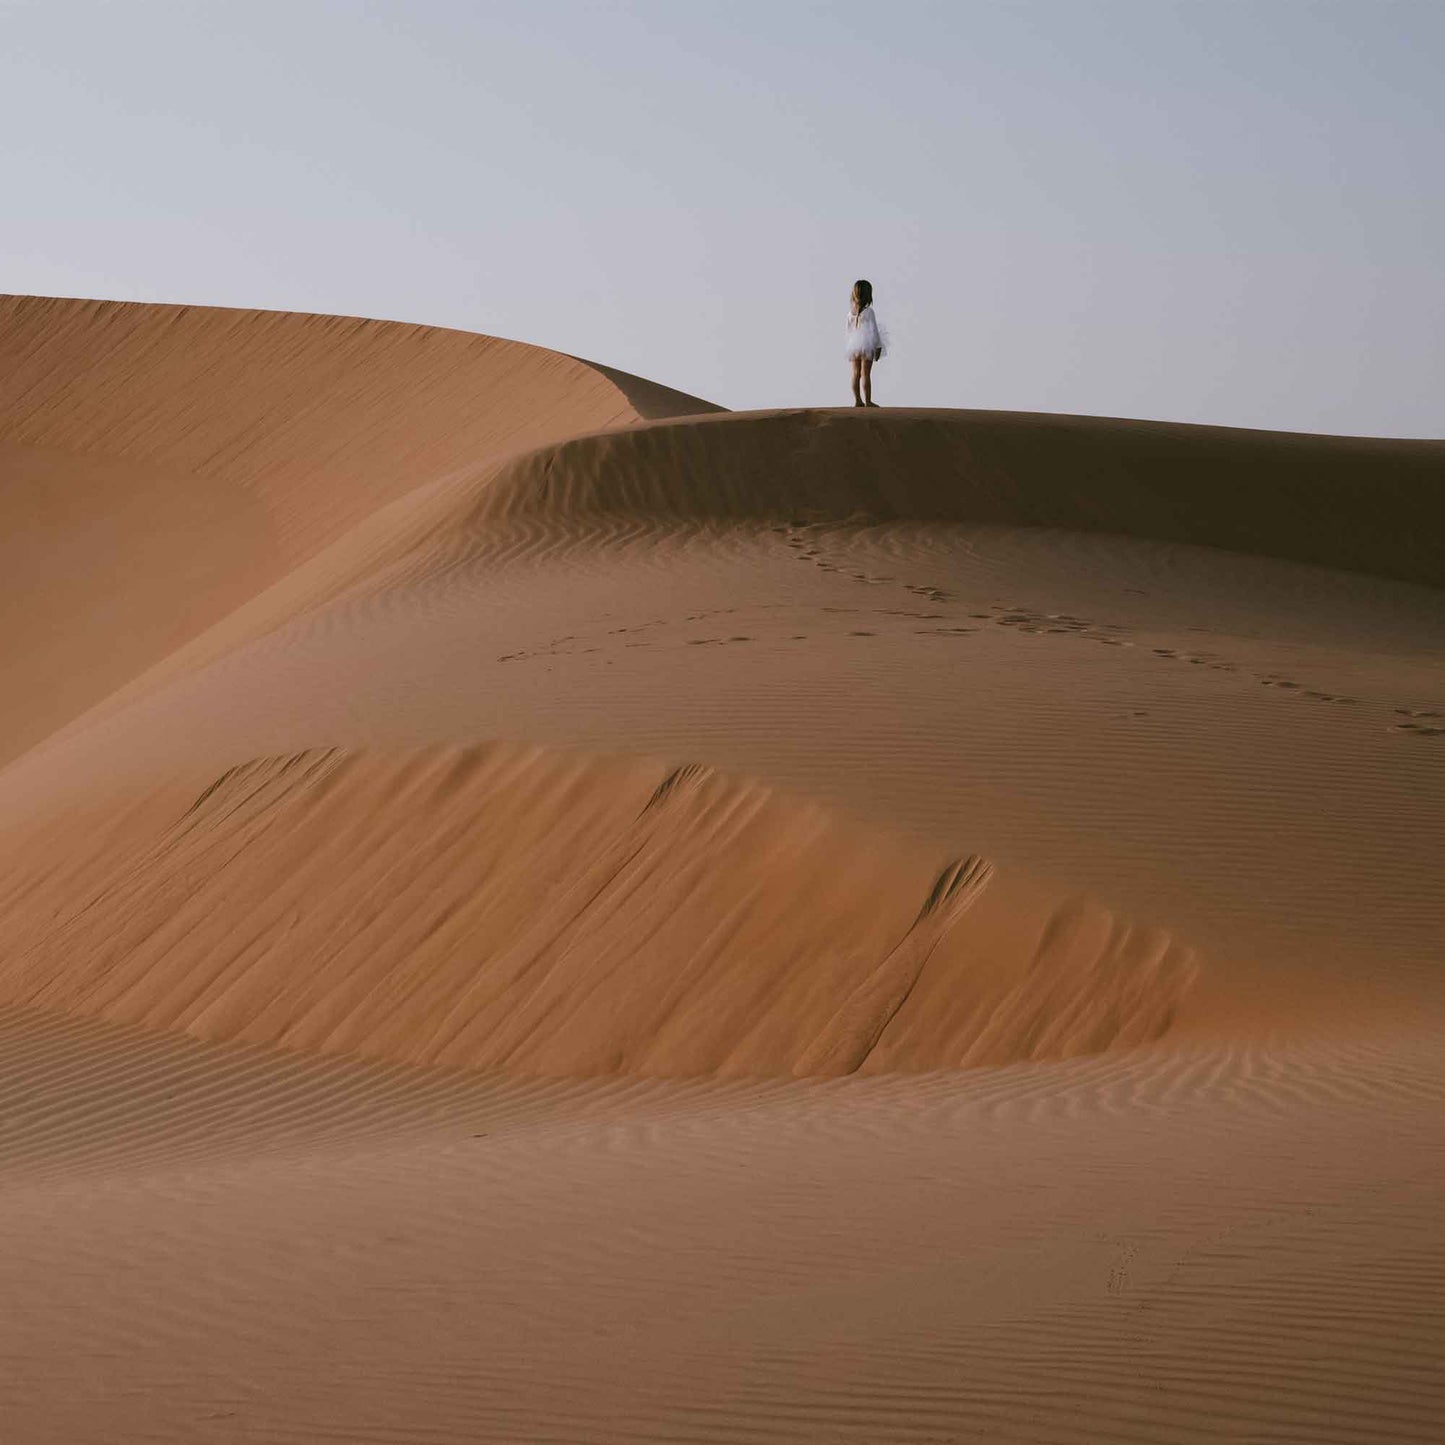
[1,296,1442,1441]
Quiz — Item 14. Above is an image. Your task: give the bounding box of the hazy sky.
[3,1,1441,433]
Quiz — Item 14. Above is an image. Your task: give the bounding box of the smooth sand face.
[1,297,1442,1441]
[0,295,717,767]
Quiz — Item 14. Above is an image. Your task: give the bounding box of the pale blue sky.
[2,1,1441,433]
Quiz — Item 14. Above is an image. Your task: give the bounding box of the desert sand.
[1,294,1442,1442]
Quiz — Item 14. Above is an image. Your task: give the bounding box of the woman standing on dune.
[846,278,886,407]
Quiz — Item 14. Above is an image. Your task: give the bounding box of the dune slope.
[67,398,1440,747]
[0,295,717,765]
[0,741,1195,1076]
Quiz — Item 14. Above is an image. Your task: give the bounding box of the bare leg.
[850,355,864,406]
[861,354,875,406]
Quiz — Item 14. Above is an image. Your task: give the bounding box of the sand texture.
[2,296,1443,1442]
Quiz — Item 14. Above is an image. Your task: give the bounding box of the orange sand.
[1,296,1442,1442]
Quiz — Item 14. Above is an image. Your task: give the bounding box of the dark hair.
[851,278,873,312]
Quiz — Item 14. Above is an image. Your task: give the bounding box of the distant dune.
[1,297,1442,1443]
[0,295,717,767]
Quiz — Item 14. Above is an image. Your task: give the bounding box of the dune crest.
[472,406,1445,585]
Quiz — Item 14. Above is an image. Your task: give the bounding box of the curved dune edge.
[0,740,1198,1078]
[468,407,1445,586]
[0,296,718,766]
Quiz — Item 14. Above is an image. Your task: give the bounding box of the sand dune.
[0,295,715,766]
[1,297,1442,1441]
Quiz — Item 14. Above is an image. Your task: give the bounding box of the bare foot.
[853,399,865,407]
[866,401,880,408]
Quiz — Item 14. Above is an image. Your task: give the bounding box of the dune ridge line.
[0,741,1199,1077]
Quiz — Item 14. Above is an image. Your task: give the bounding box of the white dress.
[846,304,885,360]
